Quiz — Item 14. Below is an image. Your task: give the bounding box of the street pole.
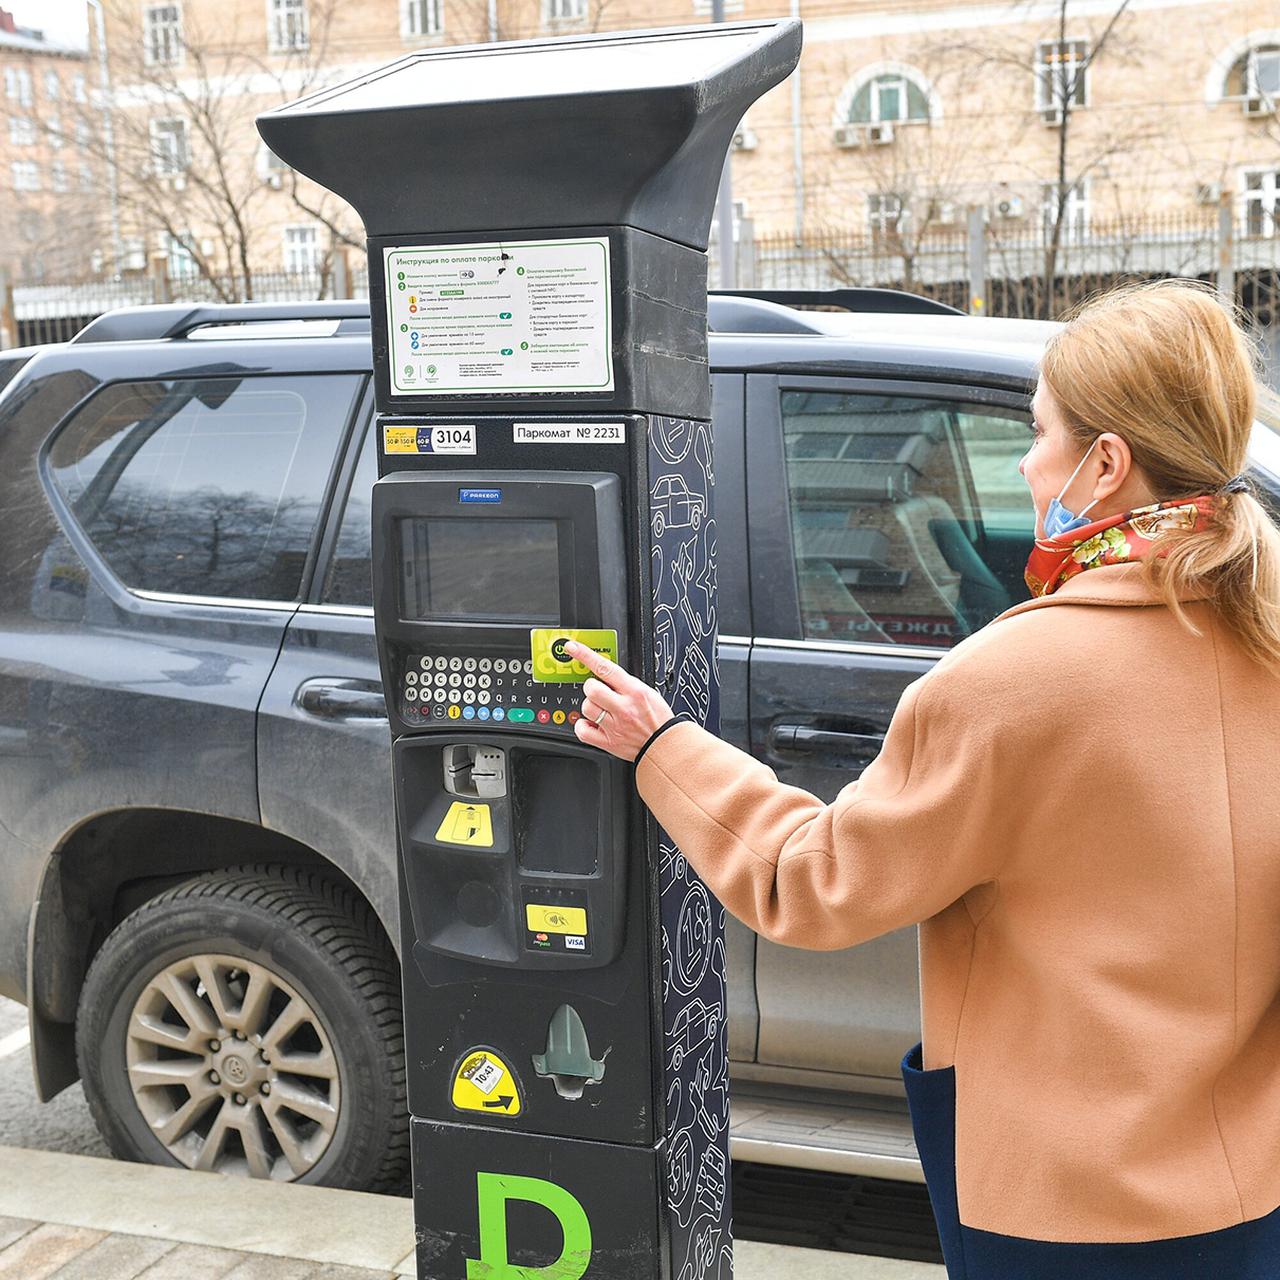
[86,0,124,279]
[711,0,736,289]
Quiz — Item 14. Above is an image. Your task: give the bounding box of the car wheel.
[653,511,666,538]
[76,864,407,1193]
[691,506,702,530]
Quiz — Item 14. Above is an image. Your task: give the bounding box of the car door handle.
[296,678,387,721]
[770,724,885,759]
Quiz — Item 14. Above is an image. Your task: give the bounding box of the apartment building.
[0,9,100,278]
[6,0,1277,283]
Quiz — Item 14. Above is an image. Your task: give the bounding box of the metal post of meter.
[712,0,737,290]
[258,23,800,1280]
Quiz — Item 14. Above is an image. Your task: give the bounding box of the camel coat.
[635,561,1280,1278]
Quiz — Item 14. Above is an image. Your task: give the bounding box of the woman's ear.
[1093,432,1134,500]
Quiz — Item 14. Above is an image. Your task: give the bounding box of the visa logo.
[459,488,502,504]
[565,936,586,951]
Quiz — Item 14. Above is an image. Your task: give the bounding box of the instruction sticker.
[434,802,494,848]
[385,238,614,396]
[513,422,626,445]
[452,1049,522,1117]
[383,424,476,455]
[529,628,619,684]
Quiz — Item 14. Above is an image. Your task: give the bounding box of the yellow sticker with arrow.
[452,1049,522,1117]
[434,801,494,847]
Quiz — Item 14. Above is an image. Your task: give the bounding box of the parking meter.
[258,22,800,1279]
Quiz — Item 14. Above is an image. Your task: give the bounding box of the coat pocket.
[901,1042,967,1279]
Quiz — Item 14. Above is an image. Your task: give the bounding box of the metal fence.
[5,213,1278,385]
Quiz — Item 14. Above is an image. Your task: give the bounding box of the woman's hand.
[566,640,675,762]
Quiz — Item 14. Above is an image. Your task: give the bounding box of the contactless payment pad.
[530,628,619,683]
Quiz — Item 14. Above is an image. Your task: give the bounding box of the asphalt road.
[0,996,109,1159]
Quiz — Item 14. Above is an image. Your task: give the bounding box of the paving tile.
[134,1242,247,1279]
[305,1265,403,1279]
[0,1223,107,1279]
[221,1256,325,1280]
[0,1218,36,1252]
[50,1233,176,1280]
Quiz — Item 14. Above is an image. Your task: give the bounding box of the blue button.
[462,705,476,720]
[477,706,491,720]
[492,706,506,721]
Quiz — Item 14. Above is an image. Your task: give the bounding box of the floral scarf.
[1024,496,1218,598]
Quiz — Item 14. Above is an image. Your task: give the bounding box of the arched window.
[836,64,937,127]
[1206,33,1280,106]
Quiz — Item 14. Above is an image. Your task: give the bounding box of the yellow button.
[448,705,461,719]
[525,904,588,936]
[552,710,566,724]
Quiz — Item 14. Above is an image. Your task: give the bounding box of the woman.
[566,279,1280,1278]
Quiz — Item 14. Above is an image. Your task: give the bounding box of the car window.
[47,374,359,602]
[781,389,1033,649]
[322,422,377,608]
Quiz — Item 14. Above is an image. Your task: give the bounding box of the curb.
[0,1146,944,1278]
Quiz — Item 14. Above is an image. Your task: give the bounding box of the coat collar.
[991,561,1210,627]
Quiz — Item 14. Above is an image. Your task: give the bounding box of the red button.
[568,711,581,724]
[536,709,551,724]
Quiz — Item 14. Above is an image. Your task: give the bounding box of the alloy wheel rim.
[125,953,341,1180]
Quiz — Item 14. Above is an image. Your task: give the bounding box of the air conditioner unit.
[834,123,865,149]
[994,195,1025,219]
[1195,182,1223,206]
[931,200,961,225]
[1244,95,1276,117]
[731,127,758,152]
[266,172,284,189]
[867,122,895,145]
[1040,106,1064,127]
[167,174,186,192]
[123,246,146,271]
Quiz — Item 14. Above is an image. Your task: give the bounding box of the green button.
[508,708,535,723]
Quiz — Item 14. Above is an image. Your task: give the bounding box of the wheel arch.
[27,807,397,1101]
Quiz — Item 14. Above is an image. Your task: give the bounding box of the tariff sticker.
[434,801,494,847]
[383,424,476,455]
[452,1049,522,1117]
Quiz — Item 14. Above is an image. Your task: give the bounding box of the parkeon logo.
[465,1173,592,1279]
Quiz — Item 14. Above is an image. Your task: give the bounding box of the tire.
[653,511,666,538]
[76,864,407,1193]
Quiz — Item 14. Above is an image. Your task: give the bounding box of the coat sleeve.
[633,666,1013,950]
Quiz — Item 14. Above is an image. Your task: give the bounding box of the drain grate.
[730,1162,944,1264]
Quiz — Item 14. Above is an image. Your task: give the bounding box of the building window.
[8,115,35,146]
[72,73,87,103]
[43,69,60,100]
[164,232,198,279]
[76,118,91,147]
[80,161,95,191]
[867,192,904,235]
[144,4,184,66]
[543,0,586,20]
[47,114,63,147]
[283,224,322,273]
[849,73,930,124]
[5,67,33,106]
[1035,39,1089,116]
[402,0,444,37]
[1245,170,1279,237]
[1042,181,1090,241]
[51,159,69,192]
[12,161,40,192]
[1247,46,1280,100]
[269,0,310,51]
[150,117,190,176]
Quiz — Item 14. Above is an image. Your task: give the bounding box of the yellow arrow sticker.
[452,1049,522,1117]
[434,802,494,847]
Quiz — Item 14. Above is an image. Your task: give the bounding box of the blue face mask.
[1041,437,1102,540]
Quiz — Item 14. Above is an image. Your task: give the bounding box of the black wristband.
[634,715,687,767]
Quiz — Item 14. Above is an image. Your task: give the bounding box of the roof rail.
[710,288,963,317]
[706,294,826,335]
[71,300,371,345]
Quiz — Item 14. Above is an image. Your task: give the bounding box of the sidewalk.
[0,1146,945,1279]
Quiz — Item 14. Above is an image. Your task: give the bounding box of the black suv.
[3,295,1276,1191]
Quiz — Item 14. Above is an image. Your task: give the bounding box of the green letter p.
[465,1173,592,1280]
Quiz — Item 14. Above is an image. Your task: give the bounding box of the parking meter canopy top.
[255,20,801,251]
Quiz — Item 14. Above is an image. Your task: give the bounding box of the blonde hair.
[1038,277,1280,671]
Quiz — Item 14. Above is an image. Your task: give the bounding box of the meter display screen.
[399,517,561,623]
